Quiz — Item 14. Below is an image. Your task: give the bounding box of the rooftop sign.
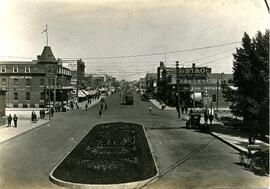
[167,67,207,79]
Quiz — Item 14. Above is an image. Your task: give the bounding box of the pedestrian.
[13,114,18,128]
[85,103,88,111]
[7,114,12,127]
[42,108,45,119]
[161,103,166,110]
[51,108,54,117]
[204,109,209,125]
[99,109,102,118]
[70,101,74,110]
[209,113,214,126]
[149,106,152,114]
[39,110,43,119]
[31,111,35,122]
[184,106,188,114]
[181,106,184,114]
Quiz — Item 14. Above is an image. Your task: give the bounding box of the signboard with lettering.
[167,67,207,79]
[62,62,77,71]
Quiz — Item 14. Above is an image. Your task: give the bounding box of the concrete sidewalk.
[0,97,101,145]
[151,98,269,154]
[0,119,49,144]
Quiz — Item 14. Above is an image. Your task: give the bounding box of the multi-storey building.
[0,46,72,116]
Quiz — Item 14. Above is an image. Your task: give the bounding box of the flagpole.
[46,24,48,46]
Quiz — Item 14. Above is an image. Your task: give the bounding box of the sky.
[0,0,269,81]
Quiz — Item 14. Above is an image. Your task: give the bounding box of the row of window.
[2,78,33,86]
[0,66,31,73]
[13,92,44,101]
[1,65,71,75]
[1,78,67,87]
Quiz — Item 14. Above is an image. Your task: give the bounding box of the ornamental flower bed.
[51,122,157,184]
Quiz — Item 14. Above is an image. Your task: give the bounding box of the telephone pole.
[176,61,180,118]
[192,63,196,110]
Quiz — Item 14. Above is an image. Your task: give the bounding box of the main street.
[0,92,268,189]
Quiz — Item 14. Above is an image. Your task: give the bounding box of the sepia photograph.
[0,0,269,188]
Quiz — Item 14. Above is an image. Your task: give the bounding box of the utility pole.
[53,67,57,108]
[176,61,180,118]
[192,63,196,110]
[48,78,51,121]
[216,79,219,111]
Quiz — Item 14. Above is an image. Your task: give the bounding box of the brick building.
[0,46,72,116]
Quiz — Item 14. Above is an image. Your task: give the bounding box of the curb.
[0,120,50,145]
[209,131,246,154]
[49,121,159,189]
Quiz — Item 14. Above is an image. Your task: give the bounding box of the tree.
[227,30,269,136]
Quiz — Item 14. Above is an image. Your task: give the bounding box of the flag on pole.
[41,25,47,33]
[41,29,46,33]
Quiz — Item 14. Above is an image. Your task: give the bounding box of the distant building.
[145,73,157,94]
[0,46,72,116]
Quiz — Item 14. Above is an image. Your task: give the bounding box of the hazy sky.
[0,0,269,80]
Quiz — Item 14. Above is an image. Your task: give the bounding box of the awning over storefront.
[78,90,86,98]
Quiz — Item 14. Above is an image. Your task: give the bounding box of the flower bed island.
[50,122,158,185]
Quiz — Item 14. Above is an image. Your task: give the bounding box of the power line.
[198,55,233,66]
[182,48,234,64]
[61,41,240,60]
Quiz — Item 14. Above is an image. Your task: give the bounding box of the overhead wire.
[60,41,240,60]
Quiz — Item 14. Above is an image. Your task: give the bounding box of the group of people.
[203,109,214,125]
[7,114,18,128]
[39,109,46,119]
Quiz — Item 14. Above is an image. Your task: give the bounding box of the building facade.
[0,46,72,116]
[155,62,233,109]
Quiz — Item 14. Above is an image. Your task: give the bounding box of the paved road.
[0,92,268,189]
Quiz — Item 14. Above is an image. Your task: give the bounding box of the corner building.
[0,46,72,116]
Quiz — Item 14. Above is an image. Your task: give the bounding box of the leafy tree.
[227,30,269,136]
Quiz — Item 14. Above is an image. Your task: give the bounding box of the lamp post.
[176,61,180,118]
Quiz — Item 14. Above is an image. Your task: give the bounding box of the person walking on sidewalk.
[85,103,88,111]
[149,106,152,114]
[99,109,102,118]
[181,106,184,114]
[13,114,18,128]
[7,114,12,127]
[209,113,214,126]
[204,109,209,125]
[51,108,54,117]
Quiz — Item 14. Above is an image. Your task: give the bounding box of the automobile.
[186,113,209,132]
